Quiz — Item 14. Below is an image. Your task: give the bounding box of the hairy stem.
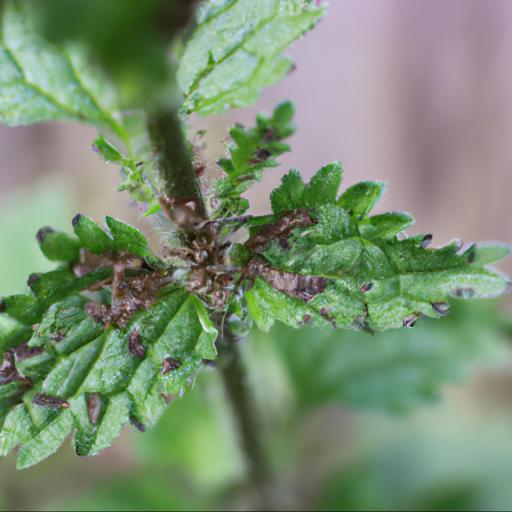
[218,326,273,508]
[148,108,207,218]
[147,106,271,504]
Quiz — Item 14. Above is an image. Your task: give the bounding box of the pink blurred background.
[1,2,512,509]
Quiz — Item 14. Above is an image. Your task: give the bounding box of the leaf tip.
[36,226,55,244]
[71,213,82,228]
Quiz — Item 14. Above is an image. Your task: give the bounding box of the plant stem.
[148,109,272,505]
[148,108,207,218]
[218,325,273,509]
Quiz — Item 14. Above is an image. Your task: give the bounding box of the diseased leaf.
[0,1,125,139]
[178,0,326,115]
[0,212,221,468]
[245,167,511,332]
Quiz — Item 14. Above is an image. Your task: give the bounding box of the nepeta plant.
[0,0,510,483]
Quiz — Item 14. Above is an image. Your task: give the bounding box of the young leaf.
[337,181,386,218]
[178,0,326,115]
[36,227,81,262]
[214,101,296,217]
[0,1,125,139]
[270,170,305,213]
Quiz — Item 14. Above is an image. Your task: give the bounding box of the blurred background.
[1,1,512,510]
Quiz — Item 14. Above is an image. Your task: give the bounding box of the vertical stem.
[148,108,207,218]
[218,326,273,509]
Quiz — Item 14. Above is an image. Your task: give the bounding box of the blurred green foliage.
[0,177,75,296]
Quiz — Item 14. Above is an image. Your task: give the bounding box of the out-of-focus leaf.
[0,1,125,139]
[255,301,508,413]
[178,0,326,115]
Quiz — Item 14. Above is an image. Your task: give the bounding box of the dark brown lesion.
[162,357,181,375]
[84,263,174,328]
[127,329,146,358]
[86,393,102,425]
[246,256,327,302]
[32,393,69,409]
[245,209,314,252]
[0,346,37,388]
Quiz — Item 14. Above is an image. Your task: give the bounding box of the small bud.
[302,314,312,324]
[27,273,42,287]
[128,329,145,358]
[87,393,102,425]
[360,283,373,293]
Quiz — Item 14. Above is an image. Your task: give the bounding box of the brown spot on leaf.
[403,314,418,328]
[87,393,102,425]
[128,329,145,358]
[360,283,373,293]
[420,234,433,249]
[33,393,69,409]
[432,302,451,317]
[162,357,182,375]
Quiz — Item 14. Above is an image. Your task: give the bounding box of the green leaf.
[464,242,511,266]
[270,169,305,213]
[215,101,296,217]
[0,294,41,324]
[359,211,415,240]
[245,176,511,333]
[337,180,386,217]
[0,212,219,468]
[72,214,114,255]
[178,0,325,115]
[105,216,152,260]
[0,1,125,139]
[36,227,80,262]
[303,161,343,207]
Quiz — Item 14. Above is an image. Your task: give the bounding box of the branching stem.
[148,108,272,506]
